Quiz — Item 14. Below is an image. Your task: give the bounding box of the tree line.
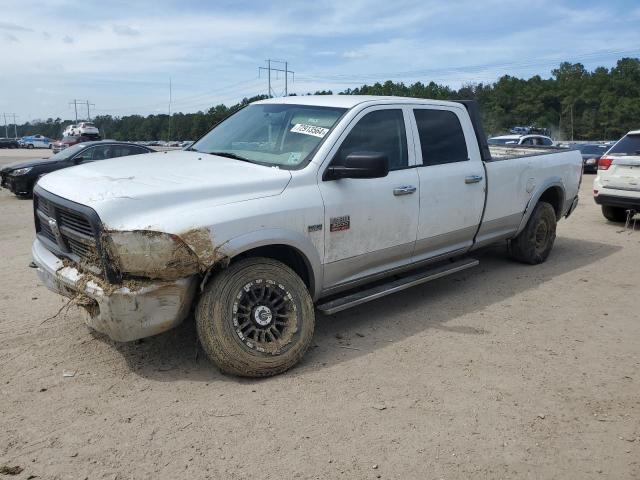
[11,57,640,142]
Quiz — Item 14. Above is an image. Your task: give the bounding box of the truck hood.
[37,150,292,228]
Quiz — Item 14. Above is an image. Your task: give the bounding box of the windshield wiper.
[207,151,253,163]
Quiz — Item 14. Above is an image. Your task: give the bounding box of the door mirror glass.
[326,151,389,180]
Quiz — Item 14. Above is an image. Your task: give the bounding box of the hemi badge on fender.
[308,224,322,232]
[330,215,350,232]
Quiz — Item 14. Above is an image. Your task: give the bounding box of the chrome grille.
[58,208,93,236]
[38,218,58,244]
[36,196,53,216]
[34,192,99,263]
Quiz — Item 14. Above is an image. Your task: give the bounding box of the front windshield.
[190,104,346,168]
[49,144,84,160]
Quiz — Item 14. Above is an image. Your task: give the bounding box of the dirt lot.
[0,148,638,479]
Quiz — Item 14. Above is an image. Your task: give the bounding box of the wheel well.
[538,186,563,219]
[233,245,313,291]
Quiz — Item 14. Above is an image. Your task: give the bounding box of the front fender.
[221,228,323,300]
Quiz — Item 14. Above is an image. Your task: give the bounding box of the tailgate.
[602,156,640,192]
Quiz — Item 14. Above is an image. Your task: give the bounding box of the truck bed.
[489,144,569,160]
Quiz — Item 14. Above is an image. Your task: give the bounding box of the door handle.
[465,175,483,184]
[393,186,417,196]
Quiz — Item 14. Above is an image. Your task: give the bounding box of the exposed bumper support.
[32,238,197,342]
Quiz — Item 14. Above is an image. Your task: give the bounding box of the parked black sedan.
[575,143,609,173]
[0,141,153,197]
[0,138,20,149]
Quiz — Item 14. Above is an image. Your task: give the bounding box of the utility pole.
[259,59,294,97]
[2,113,18,138]
[168,77,172,141]
[85,100,95,121]
[69,100,79,122]
[570,104,574,142]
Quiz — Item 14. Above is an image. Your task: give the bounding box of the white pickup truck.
[32,96,582,377]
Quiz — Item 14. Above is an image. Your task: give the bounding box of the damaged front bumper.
[32,238,198,342]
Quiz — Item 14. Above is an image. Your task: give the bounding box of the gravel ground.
[0,148,638,479]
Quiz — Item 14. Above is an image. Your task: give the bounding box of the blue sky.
[1,0,639,122]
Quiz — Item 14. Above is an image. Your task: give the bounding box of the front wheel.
[196,257,315,377]
[601,205,627,223]
[508,201,557,265]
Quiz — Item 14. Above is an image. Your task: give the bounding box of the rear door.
[602,134,640,192]
[409,105,486,261]
[319,106,420,290]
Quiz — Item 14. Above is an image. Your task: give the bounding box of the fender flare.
[514,178,566,236]
[219,228,323,300]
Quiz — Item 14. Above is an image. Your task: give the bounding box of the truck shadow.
[106,236,620,383]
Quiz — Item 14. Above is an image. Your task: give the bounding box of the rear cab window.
[413,109,468,166]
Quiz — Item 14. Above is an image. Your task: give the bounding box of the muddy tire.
[196,257,315,377]
[601,205,627,223]
[508,201,557,265]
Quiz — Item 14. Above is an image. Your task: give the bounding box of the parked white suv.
[593,130,640,222]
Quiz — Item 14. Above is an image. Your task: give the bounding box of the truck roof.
[254,95,464,109]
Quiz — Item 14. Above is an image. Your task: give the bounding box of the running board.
[317,258,479,315]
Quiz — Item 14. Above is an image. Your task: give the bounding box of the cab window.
[334,109,408,170]
[413,109,468,166]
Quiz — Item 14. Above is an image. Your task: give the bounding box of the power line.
[93,78,263,114]
[295,47,640,85]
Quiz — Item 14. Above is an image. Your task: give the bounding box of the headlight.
[104,230,201,280]
[12,167,32,176]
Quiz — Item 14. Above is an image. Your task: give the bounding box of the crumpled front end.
[33,238,197,341]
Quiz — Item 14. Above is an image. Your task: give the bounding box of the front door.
[319,107,420,290]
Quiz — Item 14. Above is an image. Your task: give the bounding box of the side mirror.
[73,156,84,164]
[325,152,389,180]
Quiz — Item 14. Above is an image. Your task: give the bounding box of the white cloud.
[0,21,32,32]
[112,24,139,36]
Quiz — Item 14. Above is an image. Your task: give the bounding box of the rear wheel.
[601,205,627,223]
[196,257,315,377]
[508,201,557,265]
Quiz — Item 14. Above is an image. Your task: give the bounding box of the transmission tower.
[259,59,295,97]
